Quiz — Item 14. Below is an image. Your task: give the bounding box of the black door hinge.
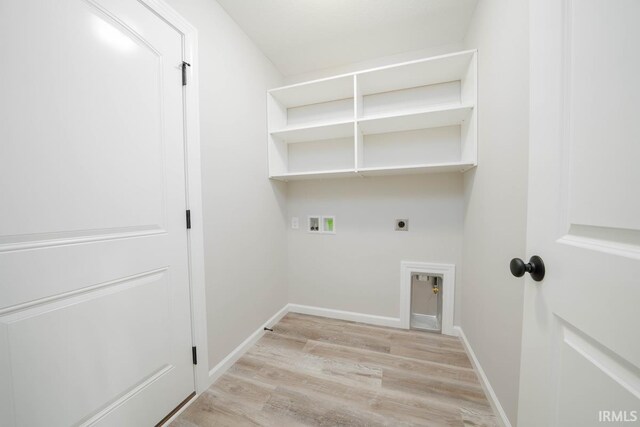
[182,61,191,86]
[192,346,197,365]
[186,210,191,229]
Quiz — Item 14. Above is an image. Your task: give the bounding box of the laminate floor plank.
[286,314,465,352]
[172,313,498,427]
[389,344,473,369]
[262,386,392,427]
[381,367,488,406]
[246,341,384,389]
[274,319,392,354]
[232,354,483,427]
[286,313,463,349]
[302,340,479,385]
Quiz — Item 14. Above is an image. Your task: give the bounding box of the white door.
[0,0,195,425]
[518,0,640,426]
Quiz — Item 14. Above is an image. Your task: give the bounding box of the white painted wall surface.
[460,0,529,424]
[287,174,463,321]
[283,45,469,326]
[284,43,464,85]
[163,0,288,371]
[215,0,477,76]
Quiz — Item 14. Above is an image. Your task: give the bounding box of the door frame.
[137,0,209,394]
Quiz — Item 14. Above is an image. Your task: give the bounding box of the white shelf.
[270,169,357,181]
[270,120,354,144]
[357,50,475,95]
[270,162,477,181]
[357,162,476,177]
[358,105,473,135]
[267,50,477,179]
[269,75,353,108]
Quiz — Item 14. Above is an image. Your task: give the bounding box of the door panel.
[519,0,640,425]
[567,0,640,232]
[1,0,167,248]
[555,323,640,426]
[1,270,172,426]
[0,0,194,425]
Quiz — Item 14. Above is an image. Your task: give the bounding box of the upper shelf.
[269,75,353,108]
[267,49,478,180]
[357,50,475,95]
[358,105,473,135]
[267,50,475,108]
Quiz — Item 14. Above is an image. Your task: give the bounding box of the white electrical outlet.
[291,217,299,229]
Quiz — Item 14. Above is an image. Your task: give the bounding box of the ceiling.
[215,0,478,77]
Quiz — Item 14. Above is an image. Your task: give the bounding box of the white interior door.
[0,0,195,425]
[519,0,640,426]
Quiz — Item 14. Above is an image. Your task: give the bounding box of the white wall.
[284,43,463,85]
[287,174,464,322]
[460,0,529,424]
[163,0,288,370]
[160,6,528,424]
[284,45,467,326]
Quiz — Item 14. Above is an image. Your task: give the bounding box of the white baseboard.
[454,326,512,427]
[207,304,289,384]
[288,303,402,328]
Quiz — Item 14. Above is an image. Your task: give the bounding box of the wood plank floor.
[171,313,498,427]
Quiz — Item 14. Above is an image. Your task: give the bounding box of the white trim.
[288,304,401,328]
[400,261,456,335]
[84,365,174,426]
[137,0,209,394]
[454,326,512,427]
[208,305,290,384]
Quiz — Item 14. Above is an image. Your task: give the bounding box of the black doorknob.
[510,256,545,282]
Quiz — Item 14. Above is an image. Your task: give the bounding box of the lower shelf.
[269,162,476,181]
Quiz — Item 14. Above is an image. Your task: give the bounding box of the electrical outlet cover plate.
[395,219,409,231]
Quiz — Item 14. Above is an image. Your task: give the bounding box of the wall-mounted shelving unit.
[267,50,477,181]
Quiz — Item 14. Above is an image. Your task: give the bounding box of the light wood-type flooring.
[171,313,498,426]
